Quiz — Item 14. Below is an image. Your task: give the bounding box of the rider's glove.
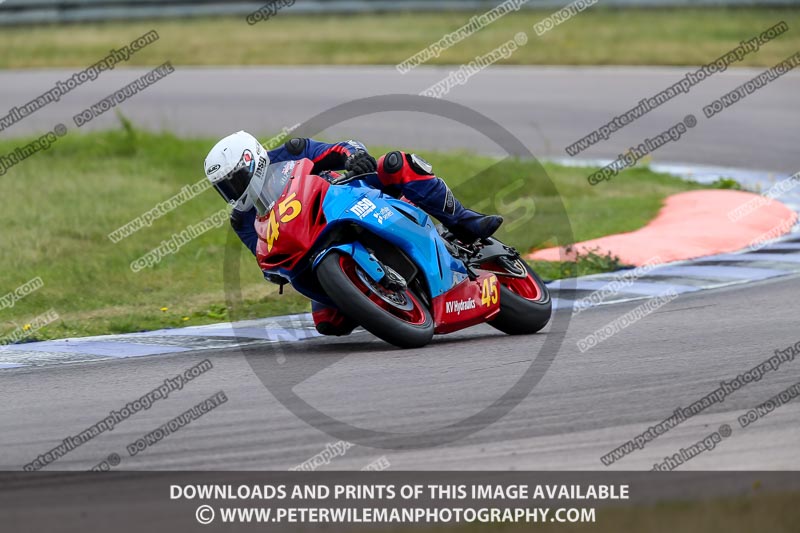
[344,151,377,176]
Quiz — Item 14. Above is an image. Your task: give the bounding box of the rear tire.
[487,260,552,335]
[316,251,434,348]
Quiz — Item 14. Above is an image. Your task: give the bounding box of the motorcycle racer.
[204,130,503,336]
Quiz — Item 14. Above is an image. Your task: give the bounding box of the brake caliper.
[379,264,407,292]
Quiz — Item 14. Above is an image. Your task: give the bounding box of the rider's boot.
[375,151,503,242]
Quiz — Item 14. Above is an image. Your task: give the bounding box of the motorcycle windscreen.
[247,161,295,217]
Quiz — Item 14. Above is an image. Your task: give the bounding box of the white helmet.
[204,131,267,204]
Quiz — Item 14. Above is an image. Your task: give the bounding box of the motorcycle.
[248,158,551,349]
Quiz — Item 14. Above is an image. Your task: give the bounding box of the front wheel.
[484,258,552,335]
[315,251,434,348]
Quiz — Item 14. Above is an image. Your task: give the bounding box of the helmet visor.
[214,153,255,204]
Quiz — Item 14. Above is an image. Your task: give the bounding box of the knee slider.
[407,153,434,176]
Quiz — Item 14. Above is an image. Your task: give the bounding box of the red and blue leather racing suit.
[230,137,497,335]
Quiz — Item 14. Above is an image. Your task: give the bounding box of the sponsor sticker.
[445,298,477,315]
[350,197,377,219]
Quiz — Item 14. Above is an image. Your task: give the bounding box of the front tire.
[316,251,434,348]
[486,259,552,335]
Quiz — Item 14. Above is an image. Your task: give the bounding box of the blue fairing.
[314,180,467,298]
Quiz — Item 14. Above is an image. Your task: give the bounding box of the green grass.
[528,247,625,281]
[386,491,800,533]
[0,8,798,68]
[0,124,702,341]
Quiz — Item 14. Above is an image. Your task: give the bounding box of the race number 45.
[481,275,499,306]
[265,192,302,252]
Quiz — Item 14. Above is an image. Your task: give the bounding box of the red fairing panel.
[256,159,330,272]
[432,272,501,334]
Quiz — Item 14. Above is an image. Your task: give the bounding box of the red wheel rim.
[482,260,543,301]
[503,273,542,301]
[338,255,427,326]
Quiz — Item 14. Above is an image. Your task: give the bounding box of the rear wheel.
[482,258,552,335]
[316,251,434,348]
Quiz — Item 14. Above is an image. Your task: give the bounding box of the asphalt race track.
[1,67,798,470]
[1,66,798,172]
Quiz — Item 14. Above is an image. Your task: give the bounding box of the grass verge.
[0,8,798,68]
[0,126,703,341]
[384,490,800,533]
